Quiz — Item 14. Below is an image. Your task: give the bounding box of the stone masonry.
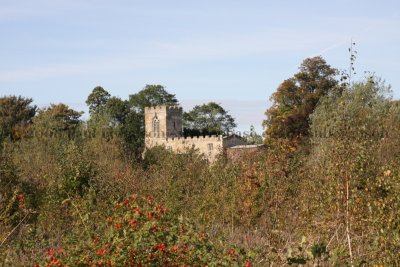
[144,105,246,161]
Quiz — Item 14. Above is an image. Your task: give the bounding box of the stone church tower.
[144,105,183,139]
[144,105,246,161]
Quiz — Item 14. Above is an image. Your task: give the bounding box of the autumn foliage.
[2,63,400,266]
[34,196,251,266]
[263,56,338,141]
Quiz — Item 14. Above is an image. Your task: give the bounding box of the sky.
[1,0,399,133]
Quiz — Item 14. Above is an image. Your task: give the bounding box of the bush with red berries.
[34,195,252,266]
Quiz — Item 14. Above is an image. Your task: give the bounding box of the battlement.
[144,105,182,112]
[167,105,182,110]
[165,135,222,142]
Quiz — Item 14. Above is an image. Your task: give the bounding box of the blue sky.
[1,0,399,132]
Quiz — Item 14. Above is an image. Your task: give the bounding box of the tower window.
[208,143,213,151]
[153,117,160,137]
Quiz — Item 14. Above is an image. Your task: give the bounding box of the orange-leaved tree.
[263,56,339,142]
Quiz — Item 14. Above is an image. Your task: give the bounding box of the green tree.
[86,86,111,115]
[129,84,178,113]
[106,97,144,158]
[33,103,83,137]
[263,56,338,142]
[106,96,130,126]
[183,102,236,136]
[0,95,36,142]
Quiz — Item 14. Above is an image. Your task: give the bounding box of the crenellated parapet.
[165,135,222,142]
[144,105,182,112]
[167,105,182,110]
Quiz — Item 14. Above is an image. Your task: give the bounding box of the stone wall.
[144,105,248,162]
[222,135,247,148]
[146,135,224,162]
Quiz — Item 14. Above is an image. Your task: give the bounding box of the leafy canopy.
[106,96,144,158]
[0,95,36,142]
[86,86,111,115]
[33,103,83,136]
[129,84,178,112]
[183,102,236,136]
[263,56,338,141]
[311,77,392,140]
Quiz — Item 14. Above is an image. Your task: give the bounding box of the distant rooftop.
[228,144,265,149]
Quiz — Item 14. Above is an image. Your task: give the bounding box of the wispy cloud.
[0,29,347,82]
[2,6,398,84]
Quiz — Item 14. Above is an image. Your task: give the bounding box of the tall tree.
[105,96,144,158]
[33,103,83,136]
[263,56,338,141]
[129,84,178,113]
[183,102,236,136]
[86,86,111,115]
[0,95,36,142]
[106,96,130,126]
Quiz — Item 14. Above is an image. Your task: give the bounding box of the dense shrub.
[3,76,400,266]
[34,196,252,266]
